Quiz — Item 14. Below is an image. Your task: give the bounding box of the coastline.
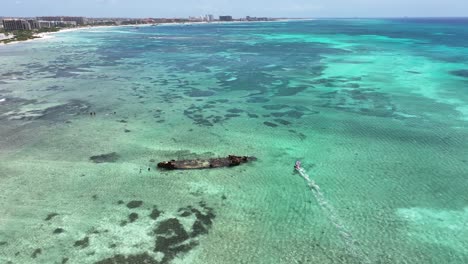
[0,19,303,46]
[0,25,126,46]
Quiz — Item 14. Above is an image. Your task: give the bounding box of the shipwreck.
[157,155,256,170]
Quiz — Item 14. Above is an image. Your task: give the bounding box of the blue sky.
[2,0,467,18]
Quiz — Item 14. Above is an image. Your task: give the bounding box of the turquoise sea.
[0,19,467,263]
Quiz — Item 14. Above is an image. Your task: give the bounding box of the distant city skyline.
[1,0,468,18]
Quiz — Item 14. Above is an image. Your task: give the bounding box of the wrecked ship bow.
[157,155,256,170]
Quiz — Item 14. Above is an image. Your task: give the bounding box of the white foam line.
[296,167,370,263]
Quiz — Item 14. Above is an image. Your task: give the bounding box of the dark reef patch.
[294,105,311,112]
[316,89,397,118]
[346,83,360,88]
[128,213,139,223]
[225,114,240,118]
[317,91,338,99]
[227,108,243,113]
[247,113,259,118]
[90,152,120,163]
[191,206,215,228]
[45,213,59,221]
[1,71,25,77]
[185,89,215,97]
[271,110,304,119]
[183,104,221,127]
[450,69,468,78]
[45,85,64,91]
[149,203,216,263]
[202,104,216,109]
[74,237,90,249]
[298,133,307,140]
[160,92,184,104]
[246,97,269,103]
[0,241,7,246]
[263,121,278,127]
[262,104,288,110]
[178,207,192,217]
[150,207,162,220]
[154,218,193,263]
[190,220,208,237]
[276,86,308,96]
[126,200,143,209]
[274,119,291,125]
[53,228,65,234]
[31,248,42,258]
[154,218,187,237]
[95,253,159,264]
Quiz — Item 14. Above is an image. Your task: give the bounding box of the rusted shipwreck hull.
[157,155,256,170]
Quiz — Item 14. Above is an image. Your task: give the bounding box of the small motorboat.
[294,160,301,170]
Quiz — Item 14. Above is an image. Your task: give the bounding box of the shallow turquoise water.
[0,19,467,263]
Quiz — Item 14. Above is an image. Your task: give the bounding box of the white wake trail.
[296,167,370,263]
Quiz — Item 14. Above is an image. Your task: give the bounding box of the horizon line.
[1,15,468,19]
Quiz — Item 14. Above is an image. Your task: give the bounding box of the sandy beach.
[0,19,298,46]
[0,25,126,46]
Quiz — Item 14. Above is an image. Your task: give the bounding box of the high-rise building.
[219,16,233,21]
[63,16,86,25]
[37,16,86,25]
[205,14,214,22]
[246,16,270,22]
[39,21,52,28]
[37,16,63,22]
[27,20,41,29]
[2,19,32,31]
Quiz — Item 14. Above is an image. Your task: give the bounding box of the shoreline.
[0,26,123,46]
[0,19,302,46]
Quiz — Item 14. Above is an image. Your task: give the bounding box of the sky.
[1,0,467,18]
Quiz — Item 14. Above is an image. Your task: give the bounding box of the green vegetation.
[1,30,39,44]
[0,27,61,44]
[37,27,61,33]
[92,22,117,26]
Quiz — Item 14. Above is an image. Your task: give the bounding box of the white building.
[39,21,52,28]
[37,16,86,25]
[205,14,214,22]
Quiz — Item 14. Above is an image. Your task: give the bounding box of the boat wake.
[296,167,370,263]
